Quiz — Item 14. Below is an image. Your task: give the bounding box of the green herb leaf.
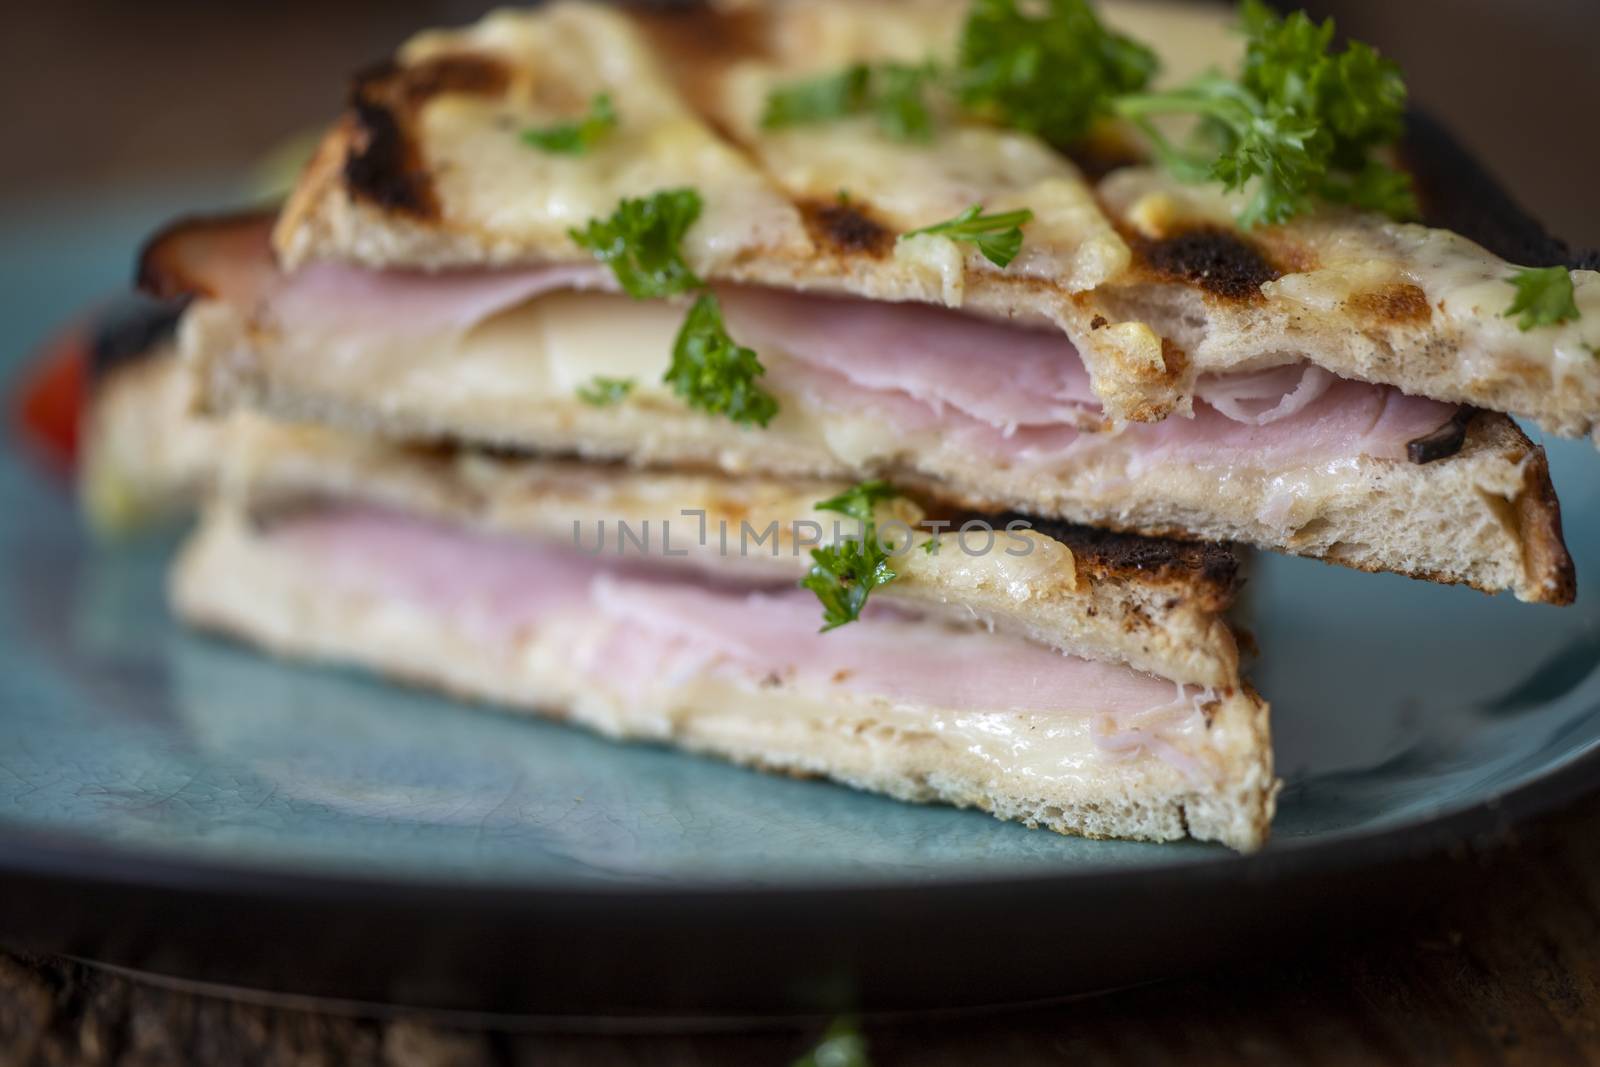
[520,92,618,155]
[1113,0,1414,226]
[813,480,900,526]
[871,62,939,142]
[666,293,779,427]
[901,203,1034,267]
[576,375,635,407]
[801,481,901,632]
[763,65,873,129]
[956,0,1157,149]
[1504,266,1580,331]
[762,63,937,143]
[569,188,704,299]
[1318,158,1419,220]
[792,1017,872,1067]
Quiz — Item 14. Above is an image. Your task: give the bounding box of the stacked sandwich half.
[124,0,1596,851]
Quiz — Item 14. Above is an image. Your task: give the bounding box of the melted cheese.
[403,3,811,272]
[1263,224,1600,387]
[1103,166,1600,397]
[717,8,1130,295]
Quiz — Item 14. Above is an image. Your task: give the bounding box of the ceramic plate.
[1,185,1597,1019]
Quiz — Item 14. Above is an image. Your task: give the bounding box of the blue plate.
[2,187,1598,1018]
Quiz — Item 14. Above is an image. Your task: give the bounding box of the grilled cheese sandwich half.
[172,414,1278,850]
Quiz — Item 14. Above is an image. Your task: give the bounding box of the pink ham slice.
[713,287,1455,465]
[721,288,1104,431]
[264,506,1214,773]
[141,214,1458,465]
[266,261,615,337]
[764,329,1453,466]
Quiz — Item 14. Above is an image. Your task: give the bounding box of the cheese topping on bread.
[270,0,1600,441]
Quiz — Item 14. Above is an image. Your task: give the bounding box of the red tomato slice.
[13,323,89,474]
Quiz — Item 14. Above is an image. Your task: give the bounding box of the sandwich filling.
[184,221,1462,475]
[257,503,1230,784]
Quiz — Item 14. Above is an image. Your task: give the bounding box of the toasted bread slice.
[172,490,1276,851]
[268,0,1600,439]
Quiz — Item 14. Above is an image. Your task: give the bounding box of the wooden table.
[5,789,1598,1066]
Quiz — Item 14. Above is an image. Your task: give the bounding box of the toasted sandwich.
[171,414,1277,850]
[147,0,1584,604]
[77,327,1276,848]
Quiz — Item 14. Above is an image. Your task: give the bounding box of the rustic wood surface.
[4,788,1600,1066]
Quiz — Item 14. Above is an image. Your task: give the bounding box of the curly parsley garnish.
[1504,266,1581,331]
[957,0,1157,149]
[753,3,1415,227]
[1113,0,1415,227]
[576,376,635,407]
[872,63,940,142]
[763,62,938,143]
[569,188,704,299]
[901,203,1034,267]
[572,190,778,426]
[801,481,902,631]
[521,93,618,155]
[763,65,871,128]
[667,294,779,427]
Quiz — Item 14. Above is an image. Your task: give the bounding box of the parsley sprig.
[755,1,1416,227]
[1112,0,1415,227]
[1504,266,1581,331]
[801,481,902,631]
[667,295,778,427]
[957,0,1157,149]
[576,375,635,407]
[572,190,780,425]
[902,204,1034,267]
[763,62,938,143]
[521,93,618,155]
[569,188,703,299]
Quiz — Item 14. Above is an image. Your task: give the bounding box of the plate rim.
[1,727,1594,906]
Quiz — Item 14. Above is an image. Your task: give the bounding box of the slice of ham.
[141,214,1459,465]
[264,506,1214,775]
[777,353,1453,466]
[586,578,1185,717]
[139,213,613,337]
[138,212,282,307]
[1195,364,1336,425]
[267,261,615,337]
[721,288,1104,431]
